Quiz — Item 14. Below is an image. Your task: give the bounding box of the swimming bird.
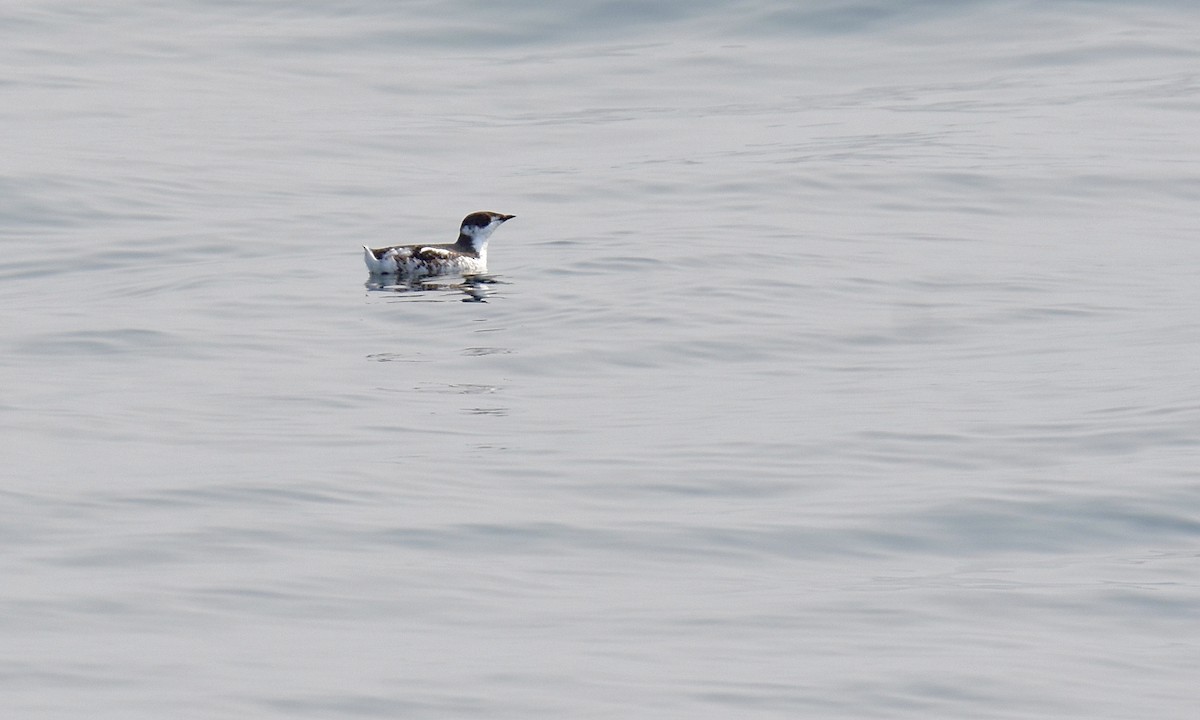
[363,211,515,277]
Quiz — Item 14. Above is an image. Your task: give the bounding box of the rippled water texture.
[3,1,1200,717]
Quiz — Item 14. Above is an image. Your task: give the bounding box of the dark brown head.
[456,211,515,253]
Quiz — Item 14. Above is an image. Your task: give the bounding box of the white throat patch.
[460,220,503,253]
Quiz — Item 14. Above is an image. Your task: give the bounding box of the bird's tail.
[363,245,385,274]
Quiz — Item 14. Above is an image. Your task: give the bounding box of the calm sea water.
[4,1,1200,717]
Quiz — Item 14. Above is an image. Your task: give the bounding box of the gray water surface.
[3,1,1200,718]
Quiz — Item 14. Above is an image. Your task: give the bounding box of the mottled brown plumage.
[364,211,514,277]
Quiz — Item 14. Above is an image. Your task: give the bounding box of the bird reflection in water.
[364,273,501,303]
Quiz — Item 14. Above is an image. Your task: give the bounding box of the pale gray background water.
[3,1,1200,717]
